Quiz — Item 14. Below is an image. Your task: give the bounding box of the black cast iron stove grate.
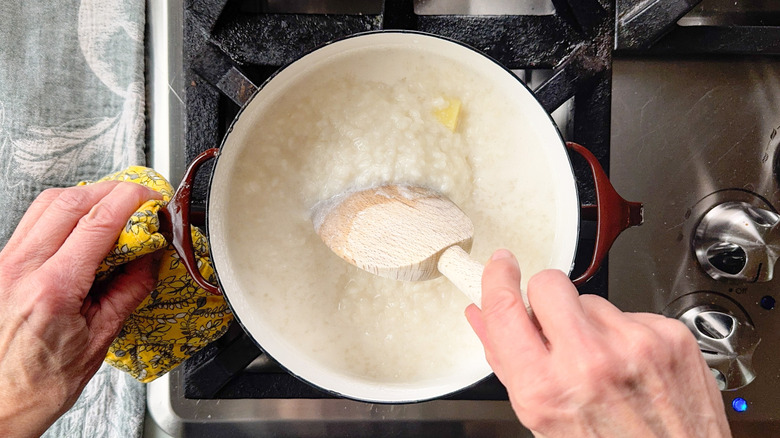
[177,0,778,400]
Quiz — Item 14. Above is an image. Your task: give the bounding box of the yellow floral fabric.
[80,166,232,383]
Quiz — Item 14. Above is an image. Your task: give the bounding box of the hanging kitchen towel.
[1,1,151,437]
[80,166,233,383]
[0,0,147,245]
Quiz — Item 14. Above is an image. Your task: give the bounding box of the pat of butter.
[433,97,461,132]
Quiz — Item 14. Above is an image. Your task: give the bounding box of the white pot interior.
[207,32,579,403]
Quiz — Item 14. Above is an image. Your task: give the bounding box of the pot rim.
[204,30,581,403]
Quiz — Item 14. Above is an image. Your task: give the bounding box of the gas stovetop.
[146,1,780,437]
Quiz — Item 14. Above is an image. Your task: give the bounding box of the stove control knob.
[693,201,780,282]
[694,311,734,340]
[678,306,759,390]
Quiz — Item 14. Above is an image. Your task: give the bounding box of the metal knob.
[694,311,734,340]
[693,201,780,282]
[677,305,759,391]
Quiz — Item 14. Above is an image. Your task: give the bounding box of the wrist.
[0,376,72,438]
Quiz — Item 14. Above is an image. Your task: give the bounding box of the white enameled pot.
[163,31,642,403]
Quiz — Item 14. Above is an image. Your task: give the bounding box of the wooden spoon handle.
[437,245,484,307]
[438,246,533,316]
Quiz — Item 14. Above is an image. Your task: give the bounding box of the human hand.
[0,182,162,438]
[465,249,731,438]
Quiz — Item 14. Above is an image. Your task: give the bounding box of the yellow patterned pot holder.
[80,166,232,383]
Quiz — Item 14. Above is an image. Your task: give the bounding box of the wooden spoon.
[313,184,485,306]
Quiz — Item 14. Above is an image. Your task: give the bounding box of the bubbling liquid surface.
[224,51,559,384]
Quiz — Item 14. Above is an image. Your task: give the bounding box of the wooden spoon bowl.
[313,185,485,305]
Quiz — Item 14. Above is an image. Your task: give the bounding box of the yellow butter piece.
[433,97,461,132]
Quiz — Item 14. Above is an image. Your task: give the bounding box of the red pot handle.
[160,147,223,295]
[566,142,643,286]
[161,144,639,291]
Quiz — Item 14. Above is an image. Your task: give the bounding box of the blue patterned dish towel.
[0,0,148,437]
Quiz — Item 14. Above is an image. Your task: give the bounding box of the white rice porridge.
[222,47,561,385]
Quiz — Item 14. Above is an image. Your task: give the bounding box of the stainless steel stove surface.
[609,57,780,436]
[145,0,780,436]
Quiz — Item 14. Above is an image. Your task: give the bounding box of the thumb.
[473,250,547,376]
[89,252,160,348]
